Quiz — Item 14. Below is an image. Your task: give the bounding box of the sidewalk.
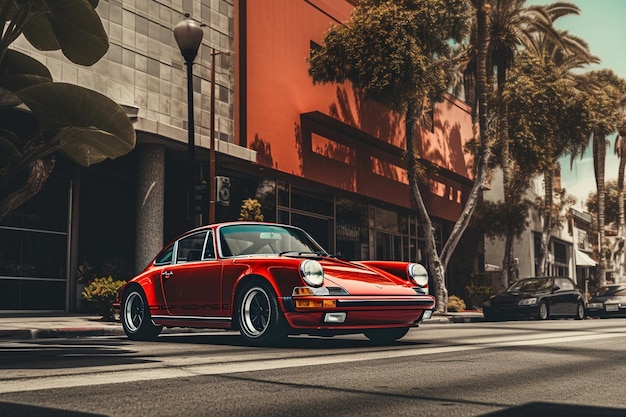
[0,311,485,341]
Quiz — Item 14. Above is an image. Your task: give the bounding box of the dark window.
[154,245,174,266]
[177,232,208,263]
[204,231,216,259]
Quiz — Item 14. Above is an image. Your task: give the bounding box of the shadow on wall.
[250,134,275,169]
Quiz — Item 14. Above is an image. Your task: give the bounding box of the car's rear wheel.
[575,301,585,320]
[237,281,287,346]
[121,287,162,340]
[364,327,410,344]
[537,301,549,320]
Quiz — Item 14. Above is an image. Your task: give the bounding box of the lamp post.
[174,14,203,229]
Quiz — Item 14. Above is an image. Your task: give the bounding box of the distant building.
[0,0,481,312]
[483,169,596,291]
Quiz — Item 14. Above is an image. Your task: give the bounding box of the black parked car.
[586,284,626,318]
[482,277,585,321]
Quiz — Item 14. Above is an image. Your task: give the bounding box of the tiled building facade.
[0,0,482,312]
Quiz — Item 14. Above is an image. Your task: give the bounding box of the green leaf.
[22,0,109,66]
[16,82,135,166]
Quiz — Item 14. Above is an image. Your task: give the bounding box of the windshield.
[596,285,626,297]
[507,278,553,293]
[218,224,326,257]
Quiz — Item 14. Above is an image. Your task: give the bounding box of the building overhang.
[133,117,256,163]
[575,249,596,267]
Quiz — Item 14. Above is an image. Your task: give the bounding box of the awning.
[575,249,596,267]
[485,263,501,271]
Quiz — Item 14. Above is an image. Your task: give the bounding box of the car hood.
[234,255,418,296]
[491,291,544,302]
[320,262,417,296]
[589,295,626,303]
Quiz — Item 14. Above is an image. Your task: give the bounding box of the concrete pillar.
[135,143,165,273]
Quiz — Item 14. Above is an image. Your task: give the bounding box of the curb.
[0,327,124,340]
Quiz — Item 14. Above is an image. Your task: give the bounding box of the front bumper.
[281,295,435,330]
[483,304,540,319]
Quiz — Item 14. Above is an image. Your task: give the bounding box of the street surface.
[1,318,626,416]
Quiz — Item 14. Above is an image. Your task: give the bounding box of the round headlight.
[408,263,428,287]
[300,259,324,287]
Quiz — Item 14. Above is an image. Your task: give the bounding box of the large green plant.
[0,0,135,219]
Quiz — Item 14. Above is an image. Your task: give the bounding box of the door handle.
[162,270,174,279]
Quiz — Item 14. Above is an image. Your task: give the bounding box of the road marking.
[0,331,624,394]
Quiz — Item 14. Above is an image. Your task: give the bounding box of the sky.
[525,0,626,209]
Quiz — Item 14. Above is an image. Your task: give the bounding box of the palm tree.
[613,121,626,279]
[523,29,598,276]
[467,0,582,284]
[572,70,626,285]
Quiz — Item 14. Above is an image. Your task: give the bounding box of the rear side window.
[203,231,216,259]
[177,231,208,263]
[555,278,574,291]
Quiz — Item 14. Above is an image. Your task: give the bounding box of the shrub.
[465,273,495,309]
[82,276,126,320]
[447,295,466,312]
[239,198,264,221]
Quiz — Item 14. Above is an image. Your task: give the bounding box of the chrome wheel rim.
[124,292,144,332]
[240,287,271,338]
[539,303,548,320]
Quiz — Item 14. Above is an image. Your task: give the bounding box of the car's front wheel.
[121,287,162,340]
[537,301,549,320]
[575,301,585,320]
[236,281,287,346]
[364,327,410,344]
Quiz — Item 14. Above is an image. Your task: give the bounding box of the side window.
[154,244,174,266]
[556,278,574,291]
[203,231,216,259]
[176,231,208,263]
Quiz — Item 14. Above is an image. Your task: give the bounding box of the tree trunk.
[503,228,516,286]
[0,156,56,220]
[594,132,607,285]
[538,167,554,276]
[404,100,448,312]
[0,132,55,220]
[615,150,626,281]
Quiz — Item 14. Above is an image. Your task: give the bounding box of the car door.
[161,231,222,318]
[552,278,578,316]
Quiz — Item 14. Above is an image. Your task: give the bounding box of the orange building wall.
[236,0,475,222]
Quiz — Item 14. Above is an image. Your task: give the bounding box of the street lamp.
[174,14,203,229]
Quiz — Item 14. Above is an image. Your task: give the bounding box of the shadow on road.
[0,401,105,417]
[480,401,626,416]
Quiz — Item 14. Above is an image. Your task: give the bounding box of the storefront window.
[336,198,368,260]
[0,171,70,311]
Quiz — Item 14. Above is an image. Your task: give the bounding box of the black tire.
[364,327,410,344]
[575,302,585,320]
[236,280,287,346]
[537,301,549,320]
[121,287,162,340]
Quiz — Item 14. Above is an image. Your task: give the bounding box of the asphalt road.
[2,319,626,416]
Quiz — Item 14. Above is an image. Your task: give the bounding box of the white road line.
[1,331,623,394]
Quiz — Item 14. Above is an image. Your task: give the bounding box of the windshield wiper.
[278,251,336,258]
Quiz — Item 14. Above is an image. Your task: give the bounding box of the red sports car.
[116,222,435,345]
